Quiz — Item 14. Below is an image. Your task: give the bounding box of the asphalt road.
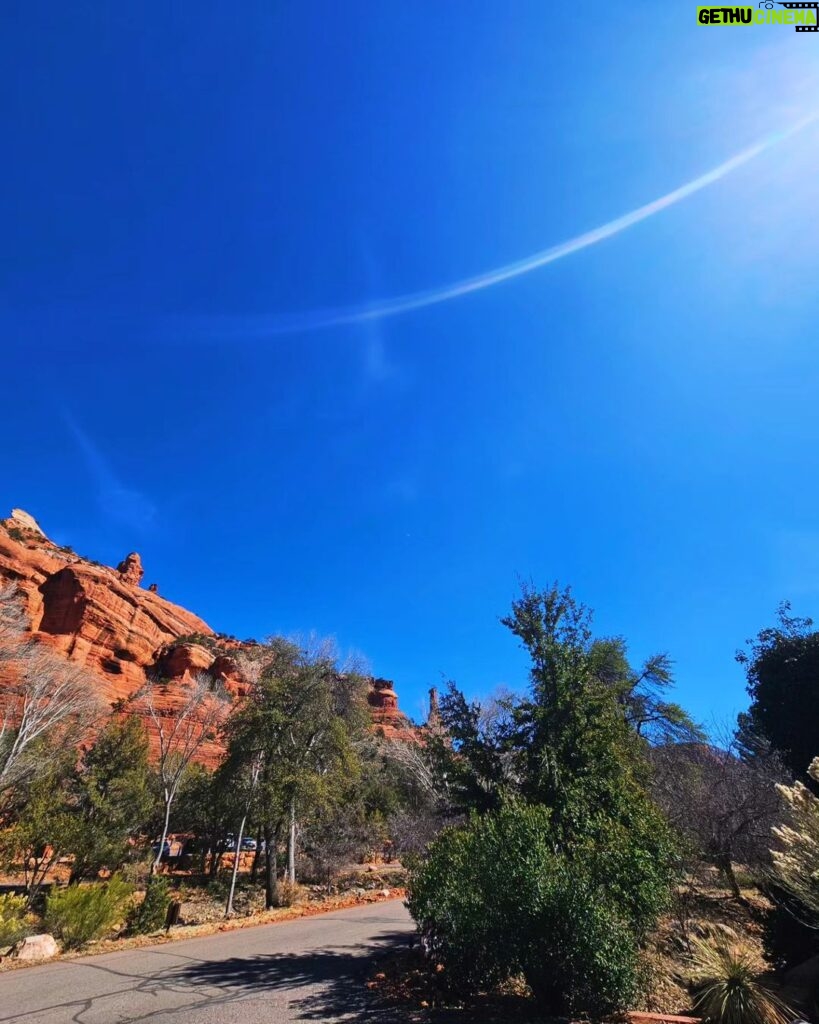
[0,900,415,1024]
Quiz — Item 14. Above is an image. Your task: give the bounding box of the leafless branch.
[0,584,99,796]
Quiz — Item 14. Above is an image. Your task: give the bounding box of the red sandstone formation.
[368,677,416,741]
[0,508,415,761]
[116,551,144,587]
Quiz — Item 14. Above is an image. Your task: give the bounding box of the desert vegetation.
[2,582,819,1023]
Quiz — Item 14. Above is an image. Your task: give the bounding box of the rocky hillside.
[0,508,415,762]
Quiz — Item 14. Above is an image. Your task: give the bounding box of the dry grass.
[638,875,774,1015]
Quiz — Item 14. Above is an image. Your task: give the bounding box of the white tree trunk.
[225,813,248,917]
[153,794,173,874]
[287,795,297,884]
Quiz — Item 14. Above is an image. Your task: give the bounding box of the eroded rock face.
[0,511,221,745]
[116,552,144,587]
[368,677,415,741]
[0,508,415,763]
[9,508,45,536]
[32,563,212,701]
[154,641,216,682]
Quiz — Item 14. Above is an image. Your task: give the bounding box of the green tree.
[588,637,703,743]
[407,584,679,1013]
[429,683,514,815]
[502,585,657,826]
[69,717,155,882]
[223,637,368,908]
[0,757,77,905]
[737,602,819,781]
[172,763,234,875]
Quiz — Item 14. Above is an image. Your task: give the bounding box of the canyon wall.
[0,508,415,762]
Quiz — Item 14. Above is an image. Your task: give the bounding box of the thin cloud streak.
[65,416,157,533]
[199,112,818,339]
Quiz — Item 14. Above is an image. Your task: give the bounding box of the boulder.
[11,934,59,961]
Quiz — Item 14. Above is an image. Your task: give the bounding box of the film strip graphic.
[771,1,819,30]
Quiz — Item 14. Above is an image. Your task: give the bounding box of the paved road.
[0,900,415,1024]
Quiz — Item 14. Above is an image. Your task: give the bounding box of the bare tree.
[0,584,98,801]
[651,736,785,898]
[133,672,229,872]
[383,736,450,806]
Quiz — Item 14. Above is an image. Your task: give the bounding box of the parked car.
[151,840,172,860]
[219,835,258,852]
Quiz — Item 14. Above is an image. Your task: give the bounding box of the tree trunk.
[717,853,744,901]
[153,796,173,874]
[264,824,280,909]
[287,795,297,884]
[225,813,248,917]
[250,829,262,883]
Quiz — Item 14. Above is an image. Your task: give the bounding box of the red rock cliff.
[0,508,414,760]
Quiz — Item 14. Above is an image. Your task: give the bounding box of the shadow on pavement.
[0,931,417,1024]
[159,929,415,1021]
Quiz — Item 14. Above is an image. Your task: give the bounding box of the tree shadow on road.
[157,929,416,1022]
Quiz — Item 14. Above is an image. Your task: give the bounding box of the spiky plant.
[690,939,794,1024]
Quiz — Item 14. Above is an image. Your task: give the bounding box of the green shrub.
[45,876,134,949]
[0,893,30,948]
[129,875,171,935]
[408,803,673,1017]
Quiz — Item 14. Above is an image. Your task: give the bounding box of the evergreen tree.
[69,716,155,882]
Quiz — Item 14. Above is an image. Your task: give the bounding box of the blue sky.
[2,3,819,728]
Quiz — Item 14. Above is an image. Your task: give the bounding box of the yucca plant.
[690,938,794,1024]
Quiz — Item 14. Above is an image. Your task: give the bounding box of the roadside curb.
[0,888,408,973]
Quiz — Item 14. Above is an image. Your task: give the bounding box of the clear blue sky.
[2,3,818,728]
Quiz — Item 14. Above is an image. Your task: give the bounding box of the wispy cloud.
[184,112,818,340]
[65,416,157,533]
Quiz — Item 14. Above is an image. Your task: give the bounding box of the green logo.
[697,2,818,29]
